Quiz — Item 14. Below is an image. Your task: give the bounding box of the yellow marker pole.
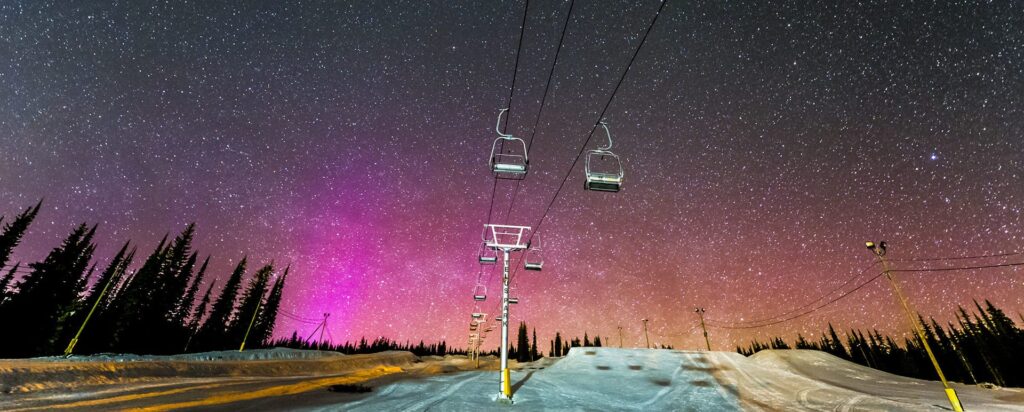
[868,242,963,412]
[238,298,264,352]
[63,271,117,357]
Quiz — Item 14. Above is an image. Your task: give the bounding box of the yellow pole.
[870,242,963,412]
[63,272,116,357]
[502,368,512,397]
[238,298,263,352]
[696,308,711,351]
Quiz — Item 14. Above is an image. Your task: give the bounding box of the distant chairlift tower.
[483,223,533,402]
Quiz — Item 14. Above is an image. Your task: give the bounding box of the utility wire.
[707,260,1024,330]
[890,261,1024,273]
[510,0,668,287]
[889,251,1023,263]
[704,260,880,325]
[279,310,324,323]
[707,271,888,330]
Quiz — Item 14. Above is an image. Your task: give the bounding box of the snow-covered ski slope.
[335,347,1024,411]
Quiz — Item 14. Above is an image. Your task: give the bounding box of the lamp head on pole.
[865,241,887,257]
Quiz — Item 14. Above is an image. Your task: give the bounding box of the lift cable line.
[502,0,577,223]
[508,0,669,287]
[704,260,880,325]
[482,0,532,291]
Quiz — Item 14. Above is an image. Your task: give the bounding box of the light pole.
[866,241,963,412]
[63,270,119,357]
[618,326,624,348]
[695,307,711,351]
[641,318,651,349]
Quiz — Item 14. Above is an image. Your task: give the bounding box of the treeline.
[549,331,604,357]
[737,300,1024,387]
[270,334,456,357]
[0,202,288,358]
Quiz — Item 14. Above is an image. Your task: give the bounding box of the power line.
[890,251,1024,263]
[706,260,1024,330]
[279,309,323,324]
[705,260,880,325]
[891,261,1024,273]
[503,0,577,223]
[707,271,887,330]
[510,0,669,286]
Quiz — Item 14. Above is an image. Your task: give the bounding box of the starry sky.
[1,0,1023,351]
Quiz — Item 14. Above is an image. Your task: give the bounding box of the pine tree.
[195,257,247,350]
[516,322,530,362]
[583,332,590,347]
[0,201,41,270]
[531,328,538,361]
[554,332,563,357]
[184,280,217,352]
[826,323,848,359]
[0,223,96,357]
[63,242,134,354]
[106,234,170,352]
[172,256,209,326]
[0,262,20,303]
[252,267,287,348]
[227,264,274,347]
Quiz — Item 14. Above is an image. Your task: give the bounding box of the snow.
[332,347,1024,411]
[2,347,1022,410]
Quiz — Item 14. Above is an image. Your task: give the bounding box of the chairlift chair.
[478,242,498,264]
[524,234,544,271]
[584,122,624,192]
[489,109,529,179]
[472,284,487,301]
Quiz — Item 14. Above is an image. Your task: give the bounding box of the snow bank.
[29,347,346,363]
[0,349,416,394]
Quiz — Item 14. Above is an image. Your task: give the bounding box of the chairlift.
[489,109,529,179]
[479,242,498,264]
[473,284,487,301]
[524,234,544,271]
[584,122,624,192]
[509,297,519,304]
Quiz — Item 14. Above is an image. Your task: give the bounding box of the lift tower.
[483,224,532,403]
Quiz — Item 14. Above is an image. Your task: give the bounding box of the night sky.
[1,1,1023,351]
